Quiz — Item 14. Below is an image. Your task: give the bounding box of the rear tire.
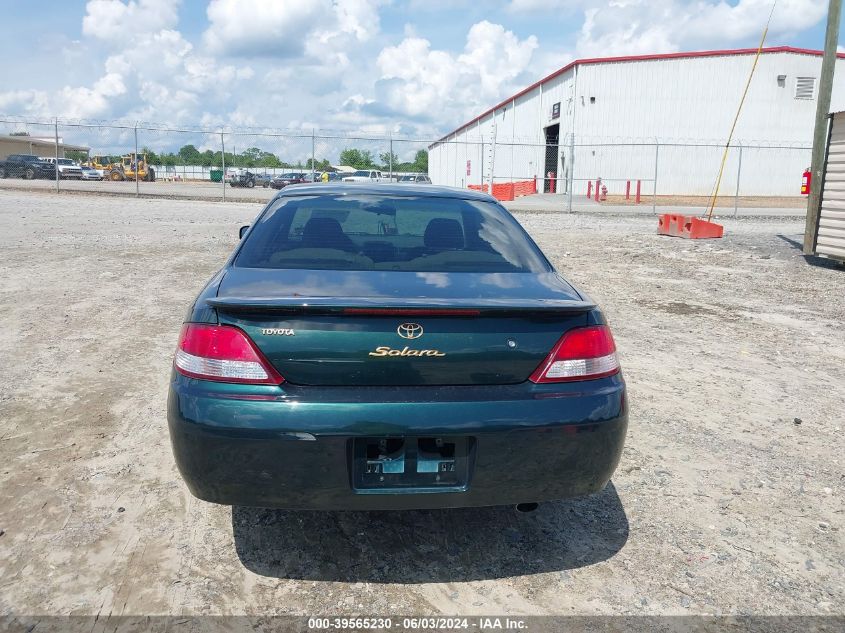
[0,167,5,179]
[110,170,123,181]
[246,179,255,188]
[24,168,35,180]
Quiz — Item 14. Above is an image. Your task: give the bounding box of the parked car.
[301,172,322,183]
[168,183,627,511]
[270,172,306,189]
[0,154,57,180]
[80,166,104,181]
[226,168,269,188]
[399,174,432,183]
[42,157,83,179]
[342,169,383,183]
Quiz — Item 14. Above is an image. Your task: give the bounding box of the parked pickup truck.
[0,154,58,180]
[342,169,384,183]
[225,168,270,188]
[42,157,84,179]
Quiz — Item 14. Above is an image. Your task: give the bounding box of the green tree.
[339,148,362,168]
[339,148,376,169]
[306,158,332,171]
[379,151,399,170]
[413,149,428,173]
[258,152,283,168]
[140,147,159,165]
[178,144,201,163]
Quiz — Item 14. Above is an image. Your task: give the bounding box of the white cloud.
[204,0,385,58]
[0,90,51,117]
[576,0,827,57]
[82,0,180,41]
[59,73,128,119]
[46,2,253,123]
[376,21,538,122]
[204,0,326,57]
[507,0,829,57]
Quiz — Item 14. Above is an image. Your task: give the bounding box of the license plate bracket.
[351,436,473,493]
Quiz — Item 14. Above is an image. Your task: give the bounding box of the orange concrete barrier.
[491,183,515,201]
[658,213,724,239]
[512,180,537,197]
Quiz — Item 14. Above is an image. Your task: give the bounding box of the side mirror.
[239,225,250,239]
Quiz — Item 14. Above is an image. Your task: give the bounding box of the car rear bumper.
[167,373,628,510]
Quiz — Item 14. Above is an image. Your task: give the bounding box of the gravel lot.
[0,190,842,621]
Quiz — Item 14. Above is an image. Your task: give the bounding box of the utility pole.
[804,0,841,254]
[221,131,226,203]
[311,129,316,178]
[54,117,60,194]
[134,123,139,198]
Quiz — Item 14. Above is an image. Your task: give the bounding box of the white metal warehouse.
[428,47,845,197]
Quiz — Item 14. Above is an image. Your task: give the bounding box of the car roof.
[273,182,496,202]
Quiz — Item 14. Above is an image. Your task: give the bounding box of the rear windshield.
[235,194,550,273]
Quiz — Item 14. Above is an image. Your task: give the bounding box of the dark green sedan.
[168,183,627,511]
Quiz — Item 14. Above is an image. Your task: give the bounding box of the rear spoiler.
[206,296,596,314]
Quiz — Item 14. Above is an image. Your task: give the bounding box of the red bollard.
[587,181,592,198]
[625,180,631,200]
[595,178,601,202]
[635,180,641,204]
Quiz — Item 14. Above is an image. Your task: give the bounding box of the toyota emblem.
[397,322,424,339]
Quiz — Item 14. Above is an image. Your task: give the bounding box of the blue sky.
[0,0,841,142]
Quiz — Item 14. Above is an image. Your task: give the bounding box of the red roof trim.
[433,46,845,144]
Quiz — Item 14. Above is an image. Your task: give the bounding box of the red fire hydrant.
[600,184,607,202]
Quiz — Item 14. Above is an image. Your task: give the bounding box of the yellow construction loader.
[84,154,156,182]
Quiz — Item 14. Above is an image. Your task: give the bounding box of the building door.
[544,124,559,193]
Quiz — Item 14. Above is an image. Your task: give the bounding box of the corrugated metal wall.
[429,51,845,196]
[816,112,845,260]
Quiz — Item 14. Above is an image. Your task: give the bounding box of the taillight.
[174,323,284,385]
[529,325,620,383]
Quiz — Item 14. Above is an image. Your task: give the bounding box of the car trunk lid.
[211,268,593,386]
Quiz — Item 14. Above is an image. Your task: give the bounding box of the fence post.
[567,132,574,214]
[389,134,393,180]
[134,123,139,198]
[480,141,484,188]
[652,140,659,215]
[54,117,60,194]
[734,142,743,218]
[311,128,316,179]
[220,130,226,202]
[488,119,497,193]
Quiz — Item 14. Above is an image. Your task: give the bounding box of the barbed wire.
[0,114,814,149]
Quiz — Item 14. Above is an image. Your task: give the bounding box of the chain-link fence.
[428,132,811,211]
[0,116,432,200]
[0,116,811,210]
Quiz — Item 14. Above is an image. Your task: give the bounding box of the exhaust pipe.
[515,502,539,513]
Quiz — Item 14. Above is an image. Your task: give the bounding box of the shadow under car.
[231,482,628,583]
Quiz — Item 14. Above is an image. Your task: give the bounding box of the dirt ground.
[0,190,842,622]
